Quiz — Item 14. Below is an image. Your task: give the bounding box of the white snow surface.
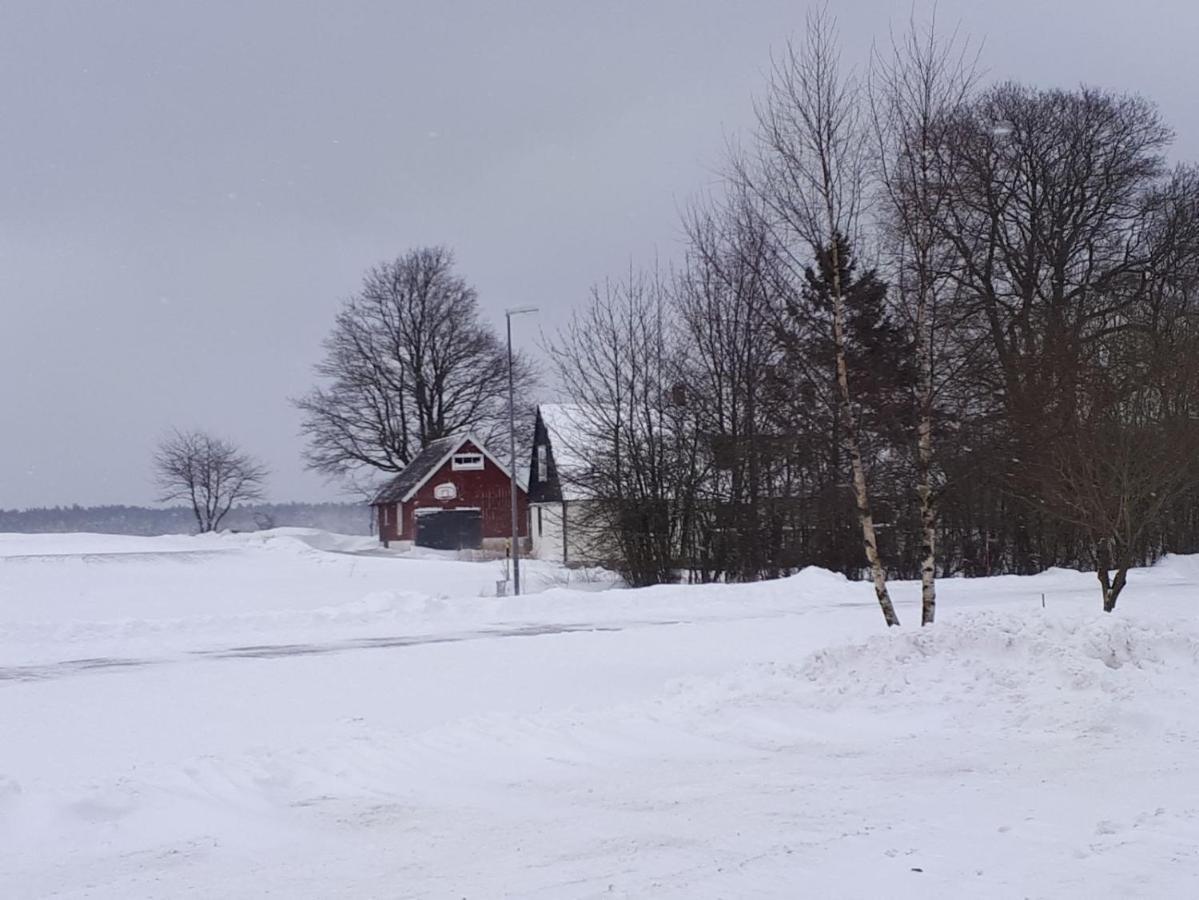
[3,529,1199,898]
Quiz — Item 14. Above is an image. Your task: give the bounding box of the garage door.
[414,508,483,550]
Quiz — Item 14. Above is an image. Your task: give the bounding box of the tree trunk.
[1096,540,1129,613]
[1105,565,1129,613]
[830,247,900,628]
[915,304,937,626]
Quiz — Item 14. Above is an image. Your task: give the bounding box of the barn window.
[536,445,547,481]
[452,452,484,471]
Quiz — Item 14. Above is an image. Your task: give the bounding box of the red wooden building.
[371,434,528,550]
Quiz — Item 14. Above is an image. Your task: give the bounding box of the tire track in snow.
[0,620,674,683]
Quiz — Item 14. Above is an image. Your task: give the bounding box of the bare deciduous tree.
[677,194,799,582]
[548,269,702,586]
[932,83,1196,608]
[1025,343,1199,611]
[739,7,901,627]
[1020,168,1199,610]
[296,246,536,480]
[870,15,978,624]
[935,84,1171,425]
[154,430,268,533]
[546,16,1199,604]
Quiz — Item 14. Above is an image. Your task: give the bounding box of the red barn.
[371,434,528,551]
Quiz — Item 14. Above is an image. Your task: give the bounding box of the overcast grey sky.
[1,0,1195,508]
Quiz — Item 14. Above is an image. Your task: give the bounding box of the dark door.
[414,508,483,550]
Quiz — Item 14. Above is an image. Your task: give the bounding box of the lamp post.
[505,305,537,595]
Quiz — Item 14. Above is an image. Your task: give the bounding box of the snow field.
[2,530,1198,897]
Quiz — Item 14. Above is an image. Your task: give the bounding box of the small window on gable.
[536,445,548,481]
[452,452,484,471]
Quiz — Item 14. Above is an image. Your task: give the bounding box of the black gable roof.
[371,435,465,505]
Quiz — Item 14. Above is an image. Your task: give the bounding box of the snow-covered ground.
[2,529,1198,898]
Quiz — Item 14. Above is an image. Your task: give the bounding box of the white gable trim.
[398,433,525,503]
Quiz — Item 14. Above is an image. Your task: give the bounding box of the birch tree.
[739,8,901,626]
[870,17,978,624]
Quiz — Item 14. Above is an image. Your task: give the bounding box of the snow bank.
[654,609,1199,764]
[797,611,1198,746]
[221,527,380,555]
[801,610,1199,693]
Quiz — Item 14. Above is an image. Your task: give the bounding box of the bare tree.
[296,246,536,480]
[930,83,1196,606]
[677,194,800,581]
[1024,335,1199,610]
[548,269,702,586]
[154,430,268,533]
[1020,168,1199,610]
[934,84,1171,426]
[738,7,901,626]
[870,15,978,624]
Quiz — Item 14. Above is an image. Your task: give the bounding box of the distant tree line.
[549,11,1199,617]
[0,502,373,537]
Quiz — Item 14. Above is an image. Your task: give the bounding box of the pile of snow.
[663,609,1199,737]
[801,609,1199,693]
[223,526,380,555]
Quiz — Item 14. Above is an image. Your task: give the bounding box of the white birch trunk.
[829,240,901,628]
[915,300,937,625]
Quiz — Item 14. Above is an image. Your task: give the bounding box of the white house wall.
[532,500,615,566]
[531,502,566,563]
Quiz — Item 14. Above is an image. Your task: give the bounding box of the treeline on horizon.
[0,502,373,537]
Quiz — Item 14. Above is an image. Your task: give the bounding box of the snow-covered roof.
[538,402,683,503]
[537,404,590,500]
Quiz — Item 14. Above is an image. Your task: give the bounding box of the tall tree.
[739,8,901,626]
[933,85,1196,608]
[296,247,536,482]
[1018,168,1199,610]
[677,195,797,582]
[773,235,914,579]
[870,15,978,623]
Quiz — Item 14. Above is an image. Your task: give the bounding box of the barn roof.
[371,436,463,505]
[371,433,523,506]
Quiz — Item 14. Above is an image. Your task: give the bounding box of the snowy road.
[3,529,1199,898]
[0,620,662,682]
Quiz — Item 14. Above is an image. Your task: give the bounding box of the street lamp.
[505,305,537,595]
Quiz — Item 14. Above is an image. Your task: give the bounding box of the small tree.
[154,430,268,533]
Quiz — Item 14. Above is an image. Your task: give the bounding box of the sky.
[1,0,1196,508]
